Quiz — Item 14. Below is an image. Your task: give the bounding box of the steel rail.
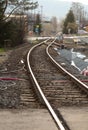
[27,38,66,130]
[46,42,88,94]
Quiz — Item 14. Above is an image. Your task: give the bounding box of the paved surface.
[59,106,88,130]
[0,109,58,130]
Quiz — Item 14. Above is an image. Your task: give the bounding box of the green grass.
[0,48,5,52]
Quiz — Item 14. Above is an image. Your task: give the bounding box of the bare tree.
[71,2,88,27]
[2,0,38,22]
[51,16,58,33]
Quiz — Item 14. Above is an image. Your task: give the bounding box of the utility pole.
[40,5,43,35]
[40,5,43,22]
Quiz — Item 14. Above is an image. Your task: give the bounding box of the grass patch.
[0,48,5,52]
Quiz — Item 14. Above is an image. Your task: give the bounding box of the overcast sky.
[60,0,88,5]
[36,0,88,21]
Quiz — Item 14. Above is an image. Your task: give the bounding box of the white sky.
[37,0,88,21]
[58,0,88,5]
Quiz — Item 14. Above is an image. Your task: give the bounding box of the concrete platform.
[0,109,58,130]
[59,106,88,130]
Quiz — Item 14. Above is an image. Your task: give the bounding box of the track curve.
[27,38,88,130]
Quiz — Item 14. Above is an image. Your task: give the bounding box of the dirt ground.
[0,51,11,63]
[0,109,58,130]
[59,106,88,130]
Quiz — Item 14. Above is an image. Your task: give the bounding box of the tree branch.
[3,4,20,22]
[3,0,8,15]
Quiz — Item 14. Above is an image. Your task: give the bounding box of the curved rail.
[27,38,66,130]
[46,42,88,94]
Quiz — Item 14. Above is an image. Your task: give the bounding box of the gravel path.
[0,43,43,108]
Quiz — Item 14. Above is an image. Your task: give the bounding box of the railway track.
[27,38,88,130]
